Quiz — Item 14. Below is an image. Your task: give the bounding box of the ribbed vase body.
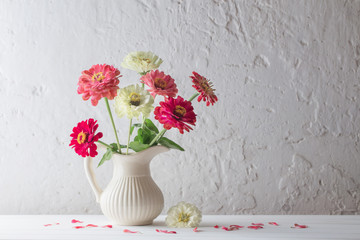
[98,146,167,225]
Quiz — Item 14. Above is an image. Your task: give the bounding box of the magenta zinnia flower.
[77,64,122,106]
[140,70,178,98]
[190,71,218,106]
[154,96,196,134]
[69,118,103,157]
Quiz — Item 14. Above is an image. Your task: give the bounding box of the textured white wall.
[0,0,359,215]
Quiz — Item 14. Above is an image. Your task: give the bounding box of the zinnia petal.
[77,64,121,106]
[165,202,202,228]
[190,71,218,106]
[114,84,154,120]
[140,70,178,98]
[69,118,103,157]
[121,51,163,74]
[154,96,196,134]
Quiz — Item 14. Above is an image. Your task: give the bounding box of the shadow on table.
[152,220,166,226]
[152,220,217,228]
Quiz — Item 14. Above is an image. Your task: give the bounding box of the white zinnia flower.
[114,84,154,119]
[121,51,163,74]
[165,202,202,228]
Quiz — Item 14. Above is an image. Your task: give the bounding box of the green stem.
[104,97,122,154]
[188,92,200,102]
[97,140,112,149]
[141,116,145,128]
[149,128,167,146]
[126,118,132,155]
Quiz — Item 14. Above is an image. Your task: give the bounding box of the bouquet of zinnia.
[69,51,217,166]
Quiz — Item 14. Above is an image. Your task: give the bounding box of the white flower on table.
[165,201,202,228]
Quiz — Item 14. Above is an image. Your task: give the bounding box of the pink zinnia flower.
[154,96,196,134]
[77,64,121,106]
[190,71,218,106]
[140,70,178,98]
[69,118,103,157]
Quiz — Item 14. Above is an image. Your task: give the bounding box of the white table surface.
[0,215,359,240]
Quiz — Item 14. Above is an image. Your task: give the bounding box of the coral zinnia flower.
[77,64,121,106]
[114,84,154,119]
[190,71,218,106]
[69,119,103,157]
[140,70,178,98]
[165,202,202,228]
[154,96,196,134]
[121,51,163,74]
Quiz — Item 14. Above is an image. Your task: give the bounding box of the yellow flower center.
[177,212,190,223]
[174,105,186,118]
[200,81,210,92]
[154,78,167,89]
[77,131,87,144]
[129,92,141,106]
[92,72,105,82]
[142,58,151,64]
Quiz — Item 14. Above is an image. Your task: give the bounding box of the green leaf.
[109,143,118,151]
[130,125,135,136]
[137,127,156,144]
[130,123,142,135]
[137,128,144,143]
[98,148,113,167]
[144,119,159,133]
[109,143,127,151]
[129,141,150,152]
[158,137,185,151]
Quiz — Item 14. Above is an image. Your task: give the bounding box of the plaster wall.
[0,0,359,214]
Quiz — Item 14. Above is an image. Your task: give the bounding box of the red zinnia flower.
[140,70,178,98]
[77,64,121,106]
[154,96,196,134]
[190,71,218,106]
[69,118,103,157]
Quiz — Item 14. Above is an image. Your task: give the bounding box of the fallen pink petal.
[73,226,85,229]
[213,225,219,228]
[230,225,244,228]
[251,223,264,226]
[44,223,60,227]
[71,219,83,224]
[292,223,308,229]
[248,225,263,230]
[269,222,279,226]
[193,227,199,232]
[221,226,229,231]
[102,225,113,228]
[221,225,243,231]
[123,229,141,234]
[86,224,98,228]
[156,229,177,234]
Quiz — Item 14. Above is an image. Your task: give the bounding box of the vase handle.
[84,157,103,203]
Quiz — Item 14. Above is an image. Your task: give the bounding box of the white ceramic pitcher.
[84,145,169,225]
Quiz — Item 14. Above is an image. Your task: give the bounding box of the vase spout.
[135,145,170,162]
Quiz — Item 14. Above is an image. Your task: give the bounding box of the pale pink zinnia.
[140,70,178,98]
[154,96,196,134]
[190,71,218,106]
[77,64,122,106]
